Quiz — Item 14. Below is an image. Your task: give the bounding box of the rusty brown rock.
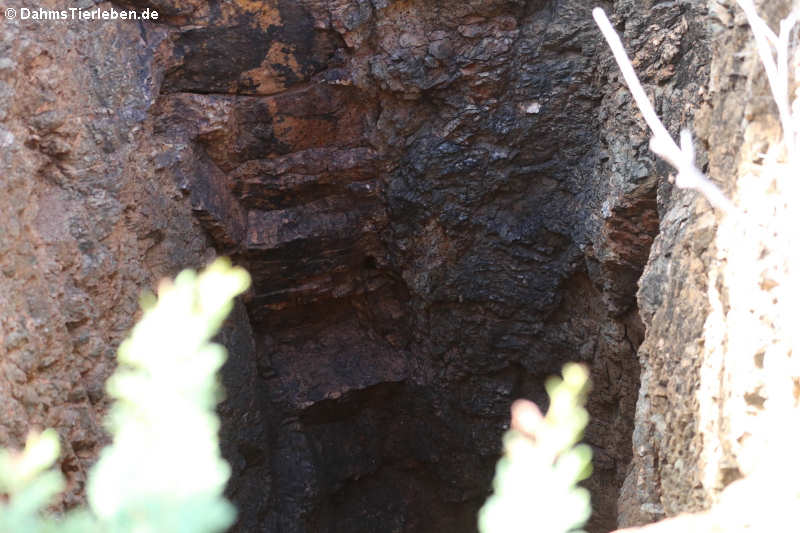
[0,0,648,530]
[140,1,648,531]
[8,0,791,532]
[0,0,217,508]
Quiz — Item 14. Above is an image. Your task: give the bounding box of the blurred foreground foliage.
[479,363,593,533]
[1,258,591,533]
[0,259,250,533]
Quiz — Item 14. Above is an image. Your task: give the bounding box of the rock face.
[5,0,791,532]
[0,2,216,509]
[618,0,800,527]
[148,1,649,531]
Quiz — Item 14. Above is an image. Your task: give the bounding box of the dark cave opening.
[145,1,665,531]
[215,233,653,533]
[3,0,750,529]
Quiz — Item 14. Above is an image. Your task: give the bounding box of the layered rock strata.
[146,1,663,530]
[0,0,735,531]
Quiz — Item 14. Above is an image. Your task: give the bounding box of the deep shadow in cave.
[145,0,665,531]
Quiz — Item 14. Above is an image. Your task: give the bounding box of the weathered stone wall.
[144,1,649,531]
[618,0,800,527]
[0,0,217,508]
[587,0,716,524]
[8,0,791,532]
[0,1,648,530]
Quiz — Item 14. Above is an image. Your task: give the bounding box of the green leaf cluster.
[478,363,593,533]
[0,258,250,533]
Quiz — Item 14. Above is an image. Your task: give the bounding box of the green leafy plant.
[0,258,250,533]
[479,363,593,533]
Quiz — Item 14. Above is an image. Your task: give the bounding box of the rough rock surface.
[143,1,652,531]
[0,0,216,509]
[8,0,786,532]
[618,0,800,527]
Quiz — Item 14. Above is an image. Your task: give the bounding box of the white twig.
[592,8,736,213]
[736,0,797,151]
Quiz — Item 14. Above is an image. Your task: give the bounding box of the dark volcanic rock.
[4,0,795,531]
[144,0,658,531]
[2,0,701,531]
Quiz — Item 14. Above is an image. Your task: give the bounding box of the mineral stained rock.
[147,1,654,530]
[7,0,779,531]
[0,1,215,509]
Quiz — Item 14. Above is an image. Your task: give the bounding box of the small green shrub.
[479,363,593,533]
[0,258,250,533]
